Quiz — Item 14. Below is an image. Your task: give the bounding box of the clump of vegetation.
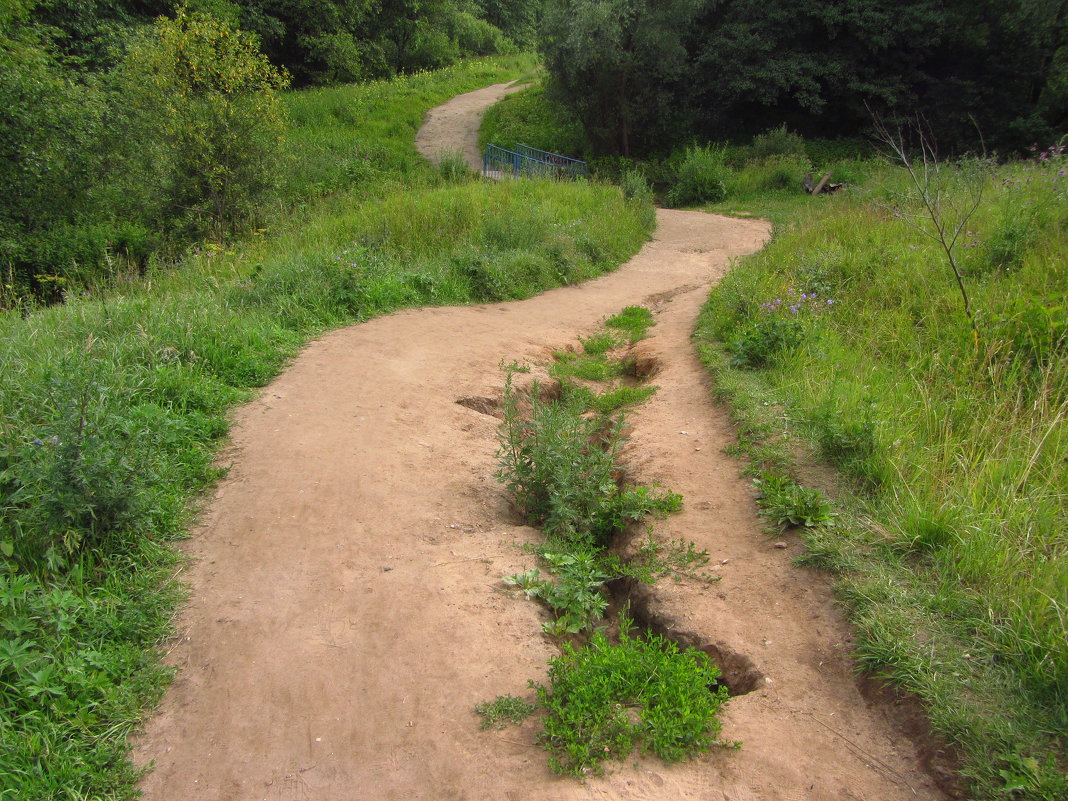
[535,623,729,776]
[497,372,680,548]
[752,473,833,529]
[606,305,655,343]
[667,144,730,207]
[474,694,537,730]
[490,313,733,776]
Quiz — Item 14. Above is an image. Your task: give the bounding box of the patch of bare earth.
[134,85,949,801]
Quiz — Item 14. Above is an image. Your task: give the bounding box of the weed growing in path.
[475,695,537,730]
[535,623,729,776]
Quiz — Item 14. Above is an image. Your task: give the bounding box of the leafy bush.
[535,625,729,775]
[497,376,679,547]
[667,144,729,207]
[748,124,807,161]
[505,549,612,634]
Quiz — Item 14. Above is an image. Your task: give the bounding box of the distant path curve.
[415,81,526,170]
[133,83,947,801]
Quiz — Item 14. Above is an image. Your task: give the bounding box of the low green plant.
[747,124,807,162]
[474,694,537,730]
[535,623,729,775]
[752,472,833,529]
[605,305,654,343]
[624,536,720,584]
[505,549,611,635]
[496,375,680,547]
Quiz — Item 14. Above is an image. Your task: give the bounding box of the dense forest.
[540,0,1068,156]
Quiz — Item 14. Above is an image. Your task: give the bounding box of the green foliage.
[746,124,807,162]
[752,472,833,528]
[605,304,654,343]
[110,6,289,239]
[726,316,804,368]
[497,376,679,547]
[543,0,1067,156]
[667,144,729,207]
[506,549,611,634]
[474,694,537,729]
[539,0,703,155]
[479,85,588,157]
[535,625,729,775]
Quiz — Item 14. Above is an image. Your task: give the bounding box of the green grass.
[478,82,588,158]
[695,151,1067,800]
[0,57,655,800]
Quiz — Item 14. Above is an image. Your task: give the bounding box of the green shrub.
[496,376,679,547]
[437,149,477,183]
[535,625,729,775]
[748,124,807,161]
[667,144,729,207]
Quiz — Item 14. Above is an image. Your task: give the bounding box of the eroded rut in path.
[135,85,948,801]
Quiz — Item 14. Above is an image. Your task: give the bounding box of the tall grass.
[697,152,1067,799]
[0,56,653,800]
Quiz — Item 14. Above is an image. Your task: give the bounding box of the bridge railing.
[482,144,588,180]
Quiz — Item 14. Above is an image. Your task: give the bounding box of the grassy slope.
[0,56,654,800]
[696,157,1067,800]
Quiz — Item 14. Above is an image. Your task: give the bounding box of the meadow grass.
[696,152,1067,800]
[0,56,653,800]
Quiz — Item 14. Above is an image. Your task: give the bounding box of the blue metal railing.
[482,143,588,180]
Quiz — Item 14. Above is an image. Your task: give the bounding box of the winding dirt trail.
[134,85,946,801]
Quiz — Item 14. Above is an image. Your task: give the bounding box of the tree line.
[539,0,1068,156]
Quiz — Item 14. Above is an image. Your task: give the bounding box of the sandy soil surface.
[134,85,949,801]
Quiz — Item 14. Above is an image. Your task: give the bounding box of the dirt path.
[415,81,525,171]
[134,86,947,801]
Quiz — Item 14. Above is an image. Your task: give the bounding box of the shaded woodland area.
[540,0,1068,155]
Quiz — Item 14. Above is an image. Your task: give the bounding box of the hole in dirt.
[456,396,503,418]
[606,577,765,697]
[623,345,662,380]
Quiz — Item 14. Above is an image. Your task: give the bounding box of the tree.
[539,0,702,155]
[109,5,289,237]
